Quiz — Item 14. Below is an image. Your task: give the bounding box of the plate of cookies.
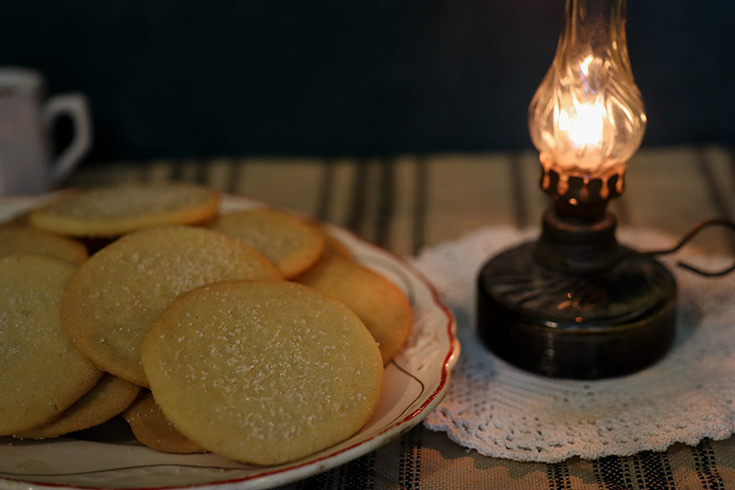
[0,184,459,490]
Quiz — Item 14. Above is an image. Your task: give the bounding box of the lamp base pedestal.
[477,212,677,379]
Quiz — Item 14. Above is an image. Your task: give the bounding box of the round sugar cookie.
[0,255,103,436]
[142,281,383,466]
[123,392,204,454]
[209,208,324,278]
[30,183,221,237]
[61,226,282,387]
[0,228,88,265]
[296,255,412,364]
[16,375,140,439]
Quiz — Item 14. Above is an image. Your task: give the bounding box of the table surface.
[62,145,735,490]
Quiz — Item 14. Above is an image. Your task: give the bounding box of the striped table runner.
[67,145,735,489]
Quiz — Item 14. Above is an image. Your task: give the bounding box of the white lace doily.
[413,226,735,463]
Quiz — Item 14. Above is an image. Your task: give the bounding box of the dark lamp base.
[477,237,677,380]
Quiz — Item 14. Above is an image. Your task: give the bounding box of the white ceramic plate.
[0,194,459,490]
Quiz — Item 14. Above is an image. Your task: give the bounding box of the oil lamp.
[476,0,677,378]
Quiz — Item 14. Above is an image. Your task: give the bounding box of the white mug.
[0,66,92,195]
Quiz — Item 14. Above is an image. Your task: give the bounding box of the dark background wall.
[0,0,733,163]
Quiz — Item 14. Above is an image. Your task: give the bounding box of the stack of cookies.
[0,183,413,466]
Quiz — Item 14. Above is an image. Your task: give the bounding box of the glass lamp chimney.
[528,0,647,199]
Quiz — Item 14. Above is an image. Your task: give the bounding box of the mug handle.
[43,94,93,185]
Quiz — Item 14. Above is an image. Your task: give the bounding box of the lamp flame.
[557,99,605,150]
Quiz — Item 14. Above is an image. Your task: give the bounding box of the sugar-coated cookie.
[0,228,88,265]
[123,392,204,454]
[16,375,140,439]
[61,226,282,387]
[0,255,103,436]
[296,255,412,364]
[142,281,383,466]
[30,183,221,237]
[209,208,324,278]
